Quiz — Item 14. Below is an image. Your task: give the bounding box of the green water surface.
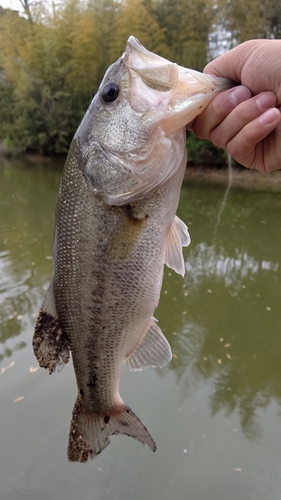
[0,158,281,500]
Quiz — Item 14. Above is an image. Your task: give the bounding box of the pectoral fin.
[164,215,190,276]
[125,318,172,371]
[32,280,69,374]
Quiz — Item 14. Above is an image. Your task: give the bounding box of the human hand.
[191,40,281,172]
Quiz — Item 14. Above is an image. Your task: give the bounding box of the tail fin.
[68,400,156,462]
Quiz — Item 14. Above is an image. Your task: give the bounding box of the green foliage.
[10,69,82,154]
[108,0,168,62]
[216,0,281,45]
[0,1,103,153]
[186,132,227,166]
[0,0,280,158]
[0,82,14,138]
[151,0,214,70]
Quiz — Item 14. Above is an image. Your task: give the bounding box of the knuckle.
[227,135,252,160]
[226,141,240,158]
[192,117,209,140]
[210,127,226,148]
[212,92,235,120]
[233,106,252,125]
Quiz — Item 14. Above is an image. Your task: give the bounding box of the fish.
[32,36,232,462]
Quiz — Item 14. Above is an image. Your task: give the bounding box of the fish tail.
[67,399,156,462]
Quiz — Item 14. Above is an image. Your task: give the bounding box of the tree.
[152,0,215,70]
[1,0,278,158]
[0,16,83,154]
[216,0,281,45]
[108,0,169,62]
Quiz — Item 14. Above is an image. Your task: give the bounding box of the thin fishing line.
[213,152,233,243]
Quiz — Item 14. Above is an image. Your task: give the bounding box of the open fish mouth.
[123,36,233,132]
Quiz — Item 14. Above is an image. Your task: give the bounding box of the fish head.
[76,36,233,206]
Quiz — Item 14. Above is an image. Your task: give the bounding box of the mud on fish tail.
[67,400,157,462]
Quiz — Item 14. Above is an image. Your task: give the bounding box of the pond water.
[1,158,281,500]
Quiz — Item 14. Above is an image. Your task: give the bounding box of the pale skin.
[191,40,281,173]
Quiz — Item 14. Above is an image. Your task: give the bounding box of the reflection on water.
[1,161,281,499]
[185,243,279,286]
[158,182,281,443]
[0,158,62,363]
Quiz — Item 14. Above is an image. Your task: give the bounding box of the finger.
[210,91,278,148]
[204,40,281,98]
[192,86,252,139]
[226,108,281,171]
[203,41,254,82]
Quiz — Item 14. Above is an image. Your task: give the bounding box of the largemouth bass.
[33,36,232,462]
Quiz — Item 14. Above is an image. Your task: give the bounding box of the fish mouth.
[123,36,233,132]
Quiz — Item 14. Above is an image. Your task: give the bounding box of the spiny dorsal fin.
[125,318,172,372]
[164,215,190,277]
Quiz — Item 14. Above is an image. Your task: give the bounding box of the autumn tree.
[0,5,79,153]
[108,0,169,62]
[151,0,215,70]
[0,0,279,157]
[269,0,281,38]
[0,1,107,153]
[216,0,281,45]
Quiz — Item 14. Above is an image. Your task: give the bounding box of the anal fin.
[32,280,69,374]
[125,318,172,372]
[164,215,190,277]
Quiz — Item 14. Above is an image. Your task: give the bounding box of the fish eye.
[101,82,120,103]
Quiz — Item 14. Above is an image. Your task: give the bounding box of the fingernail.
[259,108,280,125]
[229,86,252,105]
[255,92,277,110]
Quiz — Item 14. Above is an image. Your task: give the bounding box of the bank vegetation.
[0,0,280,159]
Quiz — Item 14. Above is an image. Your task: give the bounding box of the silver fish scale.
[53,141,175,412]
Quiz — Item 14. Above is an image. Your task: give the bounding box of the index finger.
[203,41,254,82]
[192,86,252,140]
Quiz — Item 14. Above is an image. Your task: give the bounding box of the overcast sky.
[1,0,22,10]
